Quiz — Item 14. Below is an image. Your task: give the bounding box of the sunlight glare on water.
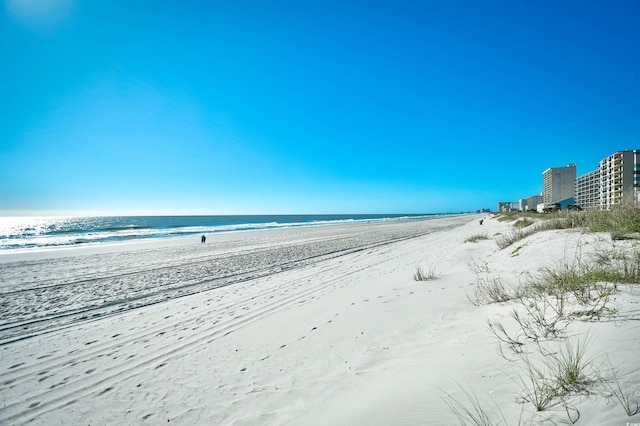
[0,216,96,249]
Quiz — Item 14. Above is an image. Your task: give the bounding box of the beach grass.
[477,243,636,418]
[470,276,514,305]
[442,384,508,426]
[514,336,595,412]
[465,233,489,243]
[604,357,640,417]
[495,228,536,250]
[494,204,640,247]
[550,336,594,393]
[453,211,640,423]
[574,204,640,238]
[514,218,535,229]
[413,266,438,281]
[515,354,558,412]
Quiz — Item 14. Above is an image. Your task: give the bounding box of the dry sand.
[1,214,638,425]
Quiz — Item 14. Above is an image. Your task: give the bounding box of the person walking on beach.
[201,234,206,243]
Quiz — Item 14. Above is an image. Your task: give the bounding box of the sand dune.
[1,214,638,425]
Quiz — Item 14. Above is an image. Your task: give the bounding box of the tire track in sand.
[0,221,457,344]
[0,234,426,425]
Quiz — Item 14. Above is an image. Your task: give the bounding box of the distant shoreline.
[0,213,468,252]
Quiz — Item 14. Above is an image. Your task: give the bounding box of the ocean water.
[0,214,436,251]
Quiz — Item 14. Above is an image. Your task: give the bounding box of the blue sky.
[1,0,639,215]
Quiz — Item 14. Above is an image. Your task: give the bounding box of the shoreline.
[0,213,469,262]
[0,213,457,255]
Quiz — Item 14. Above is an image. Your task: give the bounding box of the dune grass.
[575,204,640,238]
[455,208,640,422]
[442,388,508,426]
[494,204,640,248]
[482,247,631,346]
[478,249,636,417]
[465,233,489,243]
[551,336,594,394]
[513,336,595,412]
[514,218,535,229]
[413,266,438,281]
[604,357,640,417]
[470,276,515,305]
[514,354,558,412]
[495,227,538,250]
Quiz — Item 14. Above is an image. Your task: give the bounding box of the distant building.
[527,195,544,211]
[497,201,519,212]
[599,150,640,209]
[575,169,601,210]
[500,150,640,212]
[537,203,559,213]
[518,199,527,212]
[543,164,576,203]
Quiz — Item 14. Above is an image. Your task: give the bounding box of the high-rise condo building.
[542,164,576,203]
[599,150,640,209]
[575,169,601,210]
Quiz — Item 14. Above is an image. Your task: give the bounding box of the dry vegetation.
[494,204,640,249]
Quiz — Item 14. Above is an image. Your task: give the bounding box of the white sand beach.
[1,215,638,425]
